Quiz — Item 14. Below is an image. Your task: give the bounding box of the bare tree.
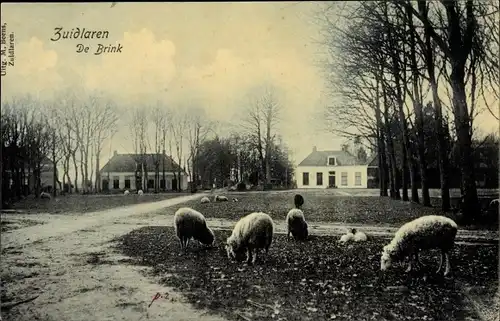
[242,84,281,188]
[130,106,151,191]
[151,103,169,193]
[168,108,189,191]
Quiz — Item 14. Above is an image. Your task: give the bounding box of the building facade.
[99,151,188,192]
[296,147,374,189]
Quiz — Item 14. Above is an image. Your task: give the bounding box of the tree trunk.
[72,153,79,193]
[52,132,57,198]
[95,152,100,193]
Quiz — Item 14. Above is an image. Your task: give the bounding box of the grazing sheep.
[286,208,308,241]
[201,196,210,204]
[214,195,229,202]
[380,215,458,276]
[489,199,499,208]
[352,228,367,242]
[294,194,304,209]
[137,190,144,196]
[339,231,355,243]
[226,212,274,265]
[174,207,215,251]
[124,190,130,195]
[232,198,239,202]
[40,192,51,200]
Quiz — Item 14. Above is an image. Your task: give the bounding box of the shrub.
[237,182,246,191]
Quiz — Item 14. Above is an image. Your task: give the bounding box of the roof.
[100,153,185,173]
[297,150,373,167]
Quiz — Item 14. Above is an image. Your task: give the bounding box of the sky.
[1,2,498,176]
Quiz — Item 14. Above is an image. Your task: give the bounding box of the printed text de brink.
[50,27,123,55]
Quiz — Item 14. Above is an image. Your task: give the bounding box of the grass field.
[116,226,499,321]
[6,192,190,215]
[160,190,499,230]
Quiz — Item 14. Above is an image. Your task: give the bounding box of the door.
[329,175,336,187]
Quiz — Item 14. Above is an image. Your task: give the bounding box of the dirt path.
[1,193,228,321]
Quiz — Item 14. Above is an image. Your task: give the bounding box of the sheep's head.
[380,245,395,271]
[199,227,215,246]
[225,237,237,260]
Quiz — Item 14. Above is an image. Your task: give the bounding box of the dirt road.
[1,193,229,321]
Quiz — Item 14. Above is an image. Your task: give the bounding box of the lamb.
[339,230,354,243]
[294,194,304,209]
[40,192,51,200]
[174,207,215,251]
[286,208,308,241]
[124,190,130,195]
[214,195,229,202]
[200,196,210,204]
[137,190,144,196]
[380,215,458,276]
[226,212,274,265]
[352,228,367,242]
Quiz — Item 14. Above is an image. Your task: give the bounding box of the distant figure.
[294,194,304,209]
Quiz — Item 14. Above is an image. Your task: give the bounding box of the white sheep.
[214,195,228,202]
[40,192,51,200]
[124,190,130,195]
[339,231,355,243]
[489,199,499,208]
[174,207,215,251]
[226,212,274,265]
[286,208,308,241]
[200,196,210,204]
[137,190,144,196]
[352,228,367,242]
[380,215,458,276]
[232,198,239,202]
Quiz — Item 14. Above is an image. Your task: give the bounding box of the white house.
[99,151,188,192]
[296,147,375,189]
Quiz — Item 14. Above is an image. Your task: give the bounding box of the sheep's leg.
[443,252,451,276]
[246,248,253,265]
[185,238,190,250]
[287,229,291,241]
[437,251,445,274]
[251,249,258,265]
[405,253,414,273]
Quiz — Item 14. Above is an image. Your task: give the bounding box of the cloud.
[83,28,177,102]
[1,37,63,99]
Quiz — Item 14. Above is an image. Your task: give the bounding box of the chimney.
[114,150,118,156]
[312,146,317,152]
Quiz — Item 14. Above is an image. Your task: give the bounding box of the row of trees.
[2,82,294,203]
[318,0,499,223]
[1,92,118,204]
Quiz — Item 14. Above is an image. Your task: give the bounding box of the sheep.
[124,190,130,195]
[214,195,229,202]
[174,207,215,251]
[339,230,354,243]
[200,196,210,204]
[138,190,144,196]
[489,199,499,208]
[294,194,304,209]
[232,198,239,202]
[286,208,308,241]
[226,212,274,265]
[380,215,458,276]
[40,192,51,200]
[352,228,367,242]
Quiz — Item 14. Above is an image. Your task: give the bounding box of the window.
[341,172,348,186]
[302,172,309,186]
[147,179,155,189]
[316,172,323,186]
[355,172,362,186]
[112,176,120,189]
[328,157,336,166]
[124,178,131,189]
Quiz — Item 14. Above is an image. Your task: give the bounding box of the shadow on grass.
[114,226,498,321]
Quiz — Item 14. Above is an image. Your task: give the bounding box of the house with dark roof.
[296,146,375,189]
[99,150,188,191]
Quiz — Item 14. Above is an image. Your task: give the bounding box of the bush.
[236,182,246,191]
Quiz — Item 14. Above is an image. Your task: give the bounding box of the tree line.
[317,0,499,223]
[1,83,294,204]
